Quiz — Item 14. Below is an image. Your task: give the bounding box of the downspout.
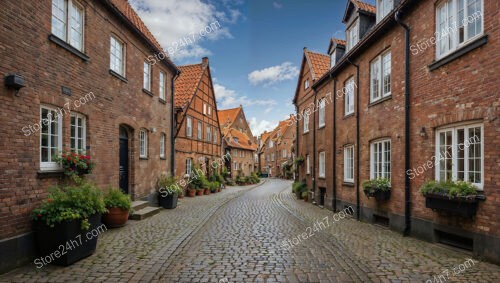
[171,70,180,176]
[395,10,411,237]
[331,74,337,212]
[295,104,300,182]
[346,57,360,221]
[312,89,317,203]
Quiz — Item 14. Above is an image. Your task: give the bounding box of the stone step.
[129,206,162,220]
[131,200,149,211]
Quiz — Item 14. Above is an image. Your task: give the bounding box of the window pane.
[383,52,391,95]
[52,0,67,40]
[69,2,83,51]
[457,129,465,180]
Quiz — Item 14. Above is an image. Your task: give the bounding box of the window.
[40,106,62,170]
[304,79,310,89]
[370,139,391,180]
[240,150,243,158]
[208,106,212,116]
[344,145,354,183]
[70,113,85,152]
[197,121,202,140]
[186,158,192,175]
[370,50,391,102]
[319,152,326,178]
[207,126,211,141]
[345,78,355,115]
[346,19,359,51]
[233,162,238,170]
[436,0,483,58]
[110,36,125,76]
[330,51,336,68]
[143,61,151,91]
[269,140,274,148]
[159,72,166,100]
[271,153,275,161]
[160,133,165,158]
[436,123,483,189]
[139,130,148,158]
[52,0,84,51]
[303,109,310,133]
[377,0,394,22]
[203,103,207,115]
[318,98,326,128]
[186,117,192,137]
[306,155,311,175]
[213,130,217,143]
[283,149,287,158]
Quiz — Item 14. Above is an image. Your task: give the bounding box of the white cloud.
[214,83,276,108]
[273,2,283,9]
[249,117,277,136]
[130,0,240,60]
[248,62,299,86]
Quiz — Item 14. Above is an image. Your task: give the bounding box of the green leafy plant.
[32,180,106,230]
[292,181,307,199]
[103,188,132,211]
[158,175,183,196]
[301,191,309,199]
[248,172,260,184]
[54,151,95,177]
[294,156,304,166]
[420,180,477,198]
[362,178,391,195]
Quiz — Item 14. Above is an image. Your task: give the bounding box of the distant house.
[218,106,257,178]
[174,57,222,179]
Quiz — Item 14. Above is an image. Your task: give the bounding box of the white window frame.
[139,129,148,158]
[306,155,311,175]
[40,106,63,170]
[303,110,310,133]
[143,61,151,91]
[160,133,165,158]
[370,139,391,180]
[186,117,192,137]
[197,121,202,140]
[186,158,192,175]
[271,153,275,161]
[344,145,354,183]
[159,71,166,100]
[346,19,359,51]
[213,130,217,144]
[110,36,125,76]
[233,161,237,170]
[345,78,355,116]
[435,123,483,190]
[304,79,310,89]
[376,0,394,23]
[70,113,86,152]
[207,126,212,142]
[51,0,84,51]
[370,50,391,103]
[330,50,336,68]
[203,103,207,115]
[435,0,484,59]
[269,140,274,148]
[318,98,326,128]
[208,106,212,116]
[319,151,325,178]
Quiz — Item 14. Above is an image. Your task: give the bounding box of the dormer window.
[233,137,239,143]
[377,0,394,23]
[330,50,336,68]
[346,19,359,51]
[304,79,310,89]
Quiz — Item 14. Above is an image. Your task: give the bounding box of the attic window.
[233,137,239,143]
[346,19,359,51]
[330,50,336,68]
[304,79,310,89]
[377,0,394,23]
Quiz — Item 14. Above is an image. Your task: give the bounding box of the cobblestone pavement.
[1,179,499,282]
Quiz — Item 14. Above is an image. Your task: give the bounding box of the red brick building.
[0,0,178,272]
[174,58,222,180]
[218,106,257,178]
[294,0,499,262]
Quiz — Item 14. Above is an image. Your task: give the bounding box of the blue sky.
[131,0,375,135]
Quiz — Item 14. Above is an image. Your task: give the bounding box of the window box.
[424,193,478,218]
[362,178,391,201]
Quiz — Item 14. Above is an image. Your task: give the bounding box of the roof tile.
[174,63,204,109]
[352,0,376,14]
[305,50,331,81]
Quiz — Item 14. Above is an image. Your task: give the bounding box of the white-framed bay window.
[435,123,483,189]
[159,71,166,100]
[110,36,125,76]
[344,145,354,183]
[160,133,165,159]
[40,106,63,170]
[319,151,325,178]
[70,113,86,152]
[51,0,84,51]
[370,50,391,102]
[139,129,148,158]
[436,0,483,59]
[303,109,310,133]
[377,0,394,23]
[318,98,326,128]
[346,19,359,51]
[345,77,355,115]
[143,61,151,91]
[370,139,391,180]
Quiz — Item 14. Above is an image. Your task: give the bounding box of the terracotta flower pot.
[102,207,129,228]
[204,188,211,195]
[187,189,196,197]
[196,189,204,196]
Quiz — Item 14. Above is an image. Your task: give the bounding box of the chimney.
[202,57,209,67]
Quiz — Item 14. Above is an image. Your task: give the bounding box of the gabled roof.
[328,37,347,54]
[174,63,204,109]
[105,0,178,71]
[304,50,330,81]
[225,128,258,151]
[343,0,376,23]
[217,106,241,129]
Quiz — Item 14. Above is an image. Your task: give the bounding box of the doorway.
[119,126,129,194]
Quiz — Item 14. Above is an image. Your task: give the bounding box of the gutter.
[346,57,360,221]
[395,9,412,237]
[171,70,180,176]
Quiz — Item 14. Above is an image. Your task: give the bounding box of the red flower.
[67,157,71,161]
[37,214,42,218]
[69,168,73,171]
[47,198,53,203]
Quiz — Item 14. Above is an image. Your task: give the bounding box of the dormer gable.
[328,38,346,68]
[342,0,376,52]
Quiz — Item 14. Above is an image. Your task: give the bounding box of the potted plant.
[32,180,107,266]
[420,180,479,217]
[55,152,95,177]
[362,178,391,201]
[102,188,132,228]
[292,181,307,199]
[294,156,304,166]
[158,175,181,209]
[301,191,309,202]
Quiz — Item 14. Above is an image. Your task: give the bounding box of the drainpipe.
[346,57,360,221]
[312,89,318,203]
[171,70,180,176]
[331,74,337,212]
[396,10,411,237]
[295,104,300,182]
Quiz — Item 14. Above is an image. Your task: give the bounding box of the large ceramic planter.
[34,214,101,266]
[196,189,204,196]
[424,193,478,217]
[364,189,391,201]
[187,189,196,197]
[102,208,129,228]
[159,194,178,209]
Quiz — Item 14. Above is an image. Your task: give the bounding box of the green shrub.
[420,180,477,198]
[362,178,391,195]
[292,181,307,199]
[103,188,132,211]
[248,172,260,184]
[226,179,236,186]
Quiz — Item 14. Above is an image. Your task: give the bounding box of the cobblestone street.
[1,179,499,282]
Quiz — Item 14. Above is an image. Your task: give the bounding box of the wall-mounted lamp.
[150,127,157,133]
[419,127,427,138]
[4,74,25,96]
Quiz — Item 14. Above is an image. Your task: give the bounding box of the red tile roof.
[174,63,204,109]
[217,106,241,128]
[352,0,376,14]
[305,50,330,81]
[331,37,347,46]
[225,128,258,151]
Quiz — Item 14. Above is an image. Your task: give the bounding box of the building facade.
[218,106,257,178]
[0,0,178,272]
[294,0,499,262]
[174,58,222,181]
[259,116,296,178]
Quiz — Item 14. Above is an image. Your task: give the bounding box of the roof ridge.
[178,62,203,68]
